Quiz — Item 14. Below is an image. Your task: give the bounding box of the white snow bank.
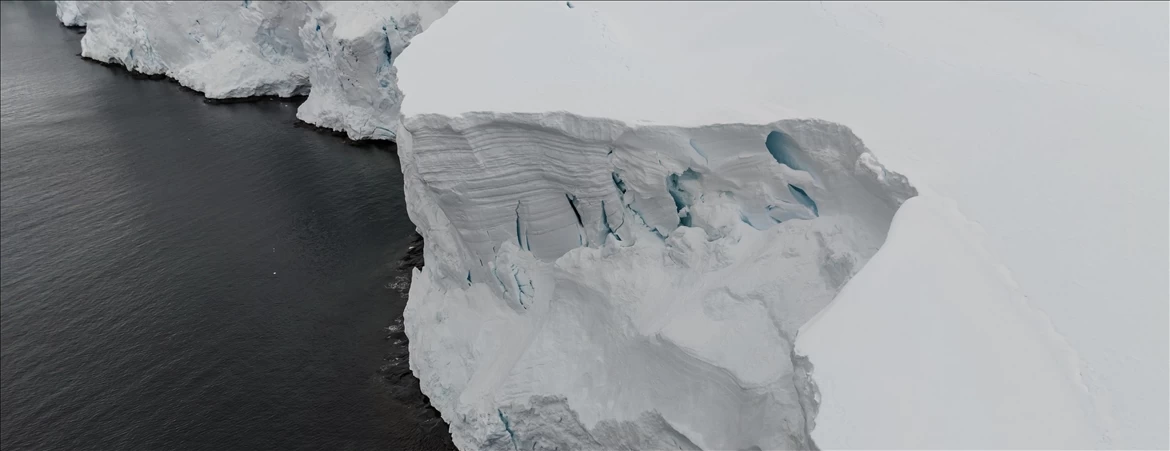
[56,0,1165,447]
[399,2,1166,447]
[796,193,1103,449]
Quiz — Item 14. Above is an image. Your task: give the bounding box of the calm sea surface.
[0,2,451,449]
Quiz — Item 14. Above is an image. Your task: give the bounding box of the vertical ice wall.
[70,1,312,98]
[55,0,88,27]
[398,112,915,450]
[295,1,454,141]
[55,1,452,139]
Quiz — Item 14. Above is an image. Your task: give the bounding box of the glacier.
[56,1,451,139]
[395,1,1150,449]
[398,112,914,449]
[61,1,312,98]
[54,0,1167,449]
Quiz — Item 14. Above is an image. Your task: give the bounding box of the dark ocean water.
[0,2,452,449]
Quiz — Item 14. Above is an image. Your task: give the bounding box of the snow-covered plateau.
[57,1,1168,450]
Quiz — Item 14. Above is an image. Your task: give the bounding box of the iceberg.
[796,193,1104,449]
[55,0,88,27]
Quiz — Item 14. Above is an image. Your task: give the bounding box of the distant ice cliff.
[56,1,451,139]
[56,1,1136,449]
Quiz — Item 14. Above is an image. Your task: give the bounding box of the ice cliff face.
[394,2,1120,449]
[296,2,453,140]
[55,1,451,139]
[67,1,311,98]
[55,1,88,27]
[398,112,915,450]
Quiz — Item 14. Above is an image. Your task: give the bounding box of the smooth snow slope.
[399,1,1167,448]
[796,193,1102,448]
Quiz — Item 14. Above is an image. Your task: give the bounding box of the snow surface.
[398,1,1167,448]
[56,1,450,139]
[796,193,1103,449]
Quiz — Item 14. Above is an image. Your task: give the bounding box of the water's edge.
[65,23,396,151]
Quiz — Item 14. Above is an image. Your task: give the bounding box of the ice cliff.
[55,0,87,27]
[398,111,914,450]
[55,1,452,139]
[296,2,452,140]
[56,0,1148,449]
[396,2,1115,449]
